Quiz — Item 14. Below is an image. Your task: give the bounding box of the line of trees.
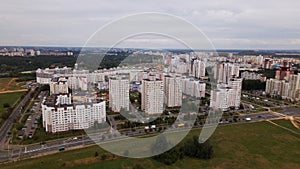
[152,135,213,165]
[0,56,76,77]
[242,80,266,91]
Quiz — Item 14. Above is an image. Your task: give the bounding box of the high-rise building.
[210,87,235,111]
[265,78,284,96]
[214,62,239,83]
[182,78,206,98]
[275,67,293,81]
[192,60,206,79]
[210,78,242,111]
[228,78,243,108]
[141,78,164,115]
[265,74,300,100]
[263,58,273,69]
[109,76,130,112]
[49,77,69,94]
[164,75,182,108]
[288,74,300,100]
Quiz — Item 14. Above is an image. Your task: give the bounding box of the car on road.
[245,117,251,121]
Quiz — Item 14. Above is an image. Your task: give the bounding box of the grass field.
[0,78,13,91]
[0,91,25,127]
[0,91,25,115]
[0,78,27,91]
[2,120,300,169]
[272,119,300,133]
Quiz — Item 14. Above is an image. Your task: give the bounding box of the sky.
[1,0,300,49]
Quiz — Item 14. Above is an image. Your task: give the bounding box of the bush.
[3,103,10,108]
[101,154,107,160]
[133,164,145,169]
[153,136,213,165]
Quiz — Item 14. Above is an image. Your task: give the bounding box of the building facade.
[109,76,130,112]
[141,79,164,115]
[164,75,182,108]
[42,95,106,133]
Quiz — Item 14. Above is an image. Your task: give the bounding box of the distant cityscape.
[0,47,75,57]
[30,48,300,133]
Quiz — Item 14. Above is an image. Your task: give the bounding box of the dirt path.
[0,78,17,92]
[267,120,300,135]
[0,89,28,94]
[289,117,300,129]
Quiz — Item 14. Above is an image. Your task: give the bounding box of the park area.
[2,120,300,169]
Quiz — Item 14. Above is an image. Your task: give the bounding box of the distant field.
[0,78,13,91]
[0,78,27,92]
[2,120,300,169]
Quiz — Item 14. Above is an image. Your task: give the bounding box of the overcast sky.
[1,0,300,49]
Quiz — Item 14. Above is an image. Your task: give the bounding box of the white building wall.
[42,101,106,133]
[109,78,130,112]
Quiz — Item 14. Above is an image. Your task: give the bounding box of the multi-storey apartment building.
[210,87,235,111]
[49,77,69,94]
[141,78,164,115]
[164,75,182,108]
[42,94,106,133]
[265,73,300,101]
[214,62,239,83]
[182,78,206,98]
[109,76,130,112]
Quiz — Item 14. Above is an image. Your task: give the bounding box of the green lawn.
[0,91,25,127]
[0,91,25,115]
[2,120,300,169]
[272,119,300,134]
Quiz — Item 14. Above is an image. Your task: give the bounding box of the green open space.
[0,78,27,91]
[2,120,300,169]
[0,78,13,90]
[0,91,25,127]
[0,91,25,115]
[272,119,300,134]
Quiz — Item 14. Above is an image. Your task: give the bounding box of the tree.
[3,103,10,108]
[151,134,171,155]
[153,136,214,165]
[133,164,144,169]
[101,154,107,160]
[184,136,213,159]
[15,123,23,130]
[242,80,266,91]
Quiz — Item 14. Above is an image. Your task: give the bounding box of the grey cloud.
[0,0,300,49]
